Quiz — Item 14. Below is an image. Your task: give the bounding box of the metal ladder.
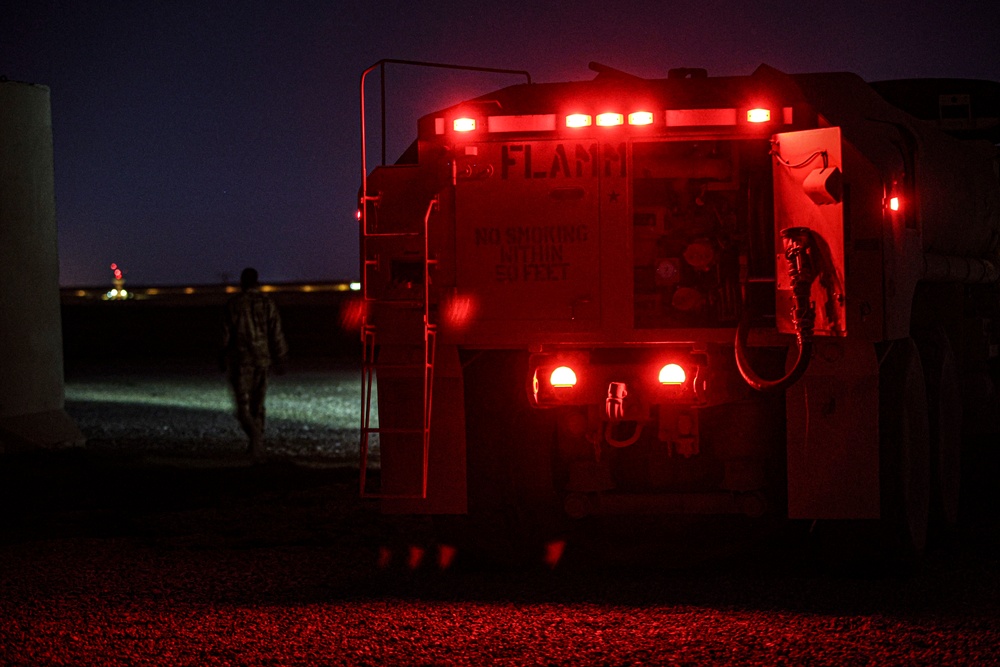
[359,196,439,499]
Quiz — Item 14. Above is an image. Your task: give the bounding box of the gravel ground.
[1,362,998,666]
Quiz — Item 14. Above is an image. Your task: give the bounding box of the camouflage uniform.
[221,287,288,457]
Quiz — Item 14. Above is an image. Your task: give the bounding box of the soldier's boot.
[249,429,264,461]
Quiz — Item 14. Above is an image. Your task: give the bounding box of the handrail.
[359,58,532,222]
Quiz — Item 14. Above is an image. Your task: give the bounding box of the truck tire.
[877,337,932,563]
[915,329,963,534]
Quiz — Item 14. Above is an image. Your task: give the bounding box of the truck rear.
[358,61,1000,562]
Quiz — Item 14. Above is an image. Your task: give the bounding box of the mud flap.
[785,338,880,518]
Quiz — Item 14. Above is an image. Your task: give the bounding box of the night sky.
[4,0,998,287]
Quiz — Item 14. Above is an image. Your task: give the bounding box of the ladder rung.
[365,299,425,307]
[365,427,426,435]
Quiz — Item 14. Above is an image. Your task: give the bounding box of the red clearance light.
[628,111,654,125]
[453,117,476,132]
[596,112,623,127]
[658,363,686,385]
[889,196,901,211]
[747,108,771,123]
[550,366,578,387]
[566,114,592,128]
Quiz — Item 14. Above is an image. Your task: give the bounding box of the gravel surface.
[1,363,998,666]
[62,360,369,463]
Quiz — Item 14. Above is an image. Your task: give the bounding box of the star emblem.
[609,190,620,203]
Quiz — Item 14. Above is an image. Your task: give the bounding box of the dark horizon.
[4,0,998,286]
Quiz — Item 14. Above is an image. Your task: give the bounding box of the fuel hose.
[735,227,818,392]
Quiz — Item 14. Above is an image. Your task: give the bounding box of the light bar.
[747,108,771,123]
[566,114,592,128]
[596,112,624,127]
[453,117,476,132]
[628,111,654,126]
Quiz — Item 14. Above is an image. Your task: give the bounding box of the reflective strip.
[487,114,557,132]
[665,108,737,126]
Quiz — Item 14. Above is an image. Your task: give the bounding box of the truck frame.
[357,60,1000,561]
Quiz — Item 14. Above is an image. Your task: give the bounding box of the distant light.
[566,114,592,128]
[453,117,476,132]
[550,366,577,387]
[596,112,623,127]
[355,209,362,221]
[747,108,771,123]
[889,196,900,211]
[628,111,654,125]
[184,287,195,294]
[349,282,361,291]
[659,363,686,385]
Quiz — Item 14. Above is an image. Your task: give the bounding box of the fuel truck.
[357,61,1000,561]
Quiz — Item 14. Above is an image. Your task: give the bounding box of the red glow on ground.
[544,539,567,569]
[407,545,425,570]
[437,544,457,570]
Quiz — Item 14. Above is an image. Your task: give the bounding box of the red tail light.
[658,363,686,385]
[550,366,578,387]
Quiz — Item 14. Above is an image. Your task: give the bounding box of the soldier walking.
[220,267,288,459]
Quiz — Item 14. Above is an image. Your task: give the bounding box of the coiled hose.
[735,227,818,392]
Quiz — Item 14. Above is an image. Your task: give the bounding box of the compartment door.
[771,127,846,337]
[454,140,602,327]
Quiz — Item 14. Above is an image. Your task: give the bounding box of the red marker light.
[628,111,654,125]
[747,108,771,123]
[453,117,476,132]
[889,196,900,211]
[566,114,592,128]
[550,366,578,387]
[596,112,624,127]
[658,363,686,385]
